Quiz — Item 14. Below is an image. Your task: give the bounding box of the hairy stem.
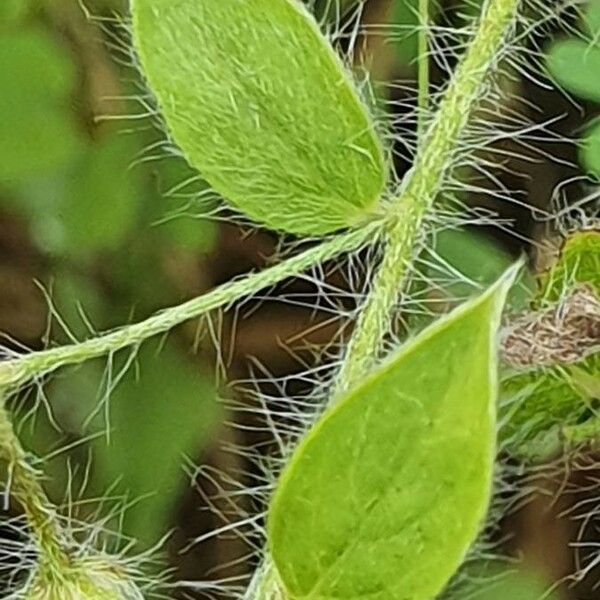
[0,223,380,391]
[336,0,520,391]
[0,390,70,576]
[0,1,520,398]
[251,0,523,597]
[245,558,284,600]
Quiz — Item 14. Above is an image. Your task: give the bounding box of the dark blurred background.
[0,0,599,598]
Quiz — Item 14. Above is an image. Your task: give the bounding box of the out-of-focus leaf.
[459,564,558,600]
[394,0,421,66]
[92,343,220,547]
[581,120,600,177]
[429,228,534,312]
[17,360,108,503]
[156,208,217,253]
[52,271,106,341]
[149,157,217,253]
[0,112,81,183]
[545,2,600,178]
[435,228,511,283]
[268,267,517,600]
[584,0,600,38]
[0,29,83,182]
[311,0,359,22]
[500,354,599,460]
[4,132,142,257]
[132,0,385,235]
[56,133,142,256]
[546,40,600,103]
[394,0,442,67]
[0,0,30,24]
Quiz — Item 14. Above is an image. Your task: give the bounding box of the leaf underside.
[132,0,386,235]
[268,267,517,600]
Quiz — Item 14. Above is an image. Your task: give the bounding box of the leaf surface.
[582,120,600,178]
[92,344,220,547]
[132,0,385,235]
[539,229,600,302]
[0,29,82,181]
[268,266,518,600]
[546,39,600,103]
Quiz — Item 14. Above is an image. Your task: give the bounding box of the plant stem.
[0,391,70,577]
[336,0,521,392]
[0,223,380,391]
[0,0,520,395]
[244,558,284,600]
[251,1,523,597]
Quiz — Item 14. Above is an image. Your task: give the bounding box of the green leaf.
[539,229,600,303]
[157,206,217,253]
[499,354,600,460]
[459,564,558,600]
[312,0,360,21]
[433,228,533,310]
[149,156,218,253]
[394,0,421,65]
[546,40,600,103]
[0,0,30,24]
[58,133,142,256]
[0,29,83,182]
[268,266,518,600]
[132,0,385,236]
[394,0,442,67]
[584,0,600,40]
[581,119,600,177]
[92,343,220,547]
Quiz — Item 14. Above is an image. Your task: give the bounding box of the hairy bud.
[24,557,143,600]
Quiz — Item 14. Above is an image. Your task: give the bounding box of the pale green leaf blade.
[268,266,519,600]
[132,0,385,236]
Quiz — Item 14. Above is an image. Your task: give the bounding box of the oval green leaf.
[268,265,519,600]
[131,0,385,236]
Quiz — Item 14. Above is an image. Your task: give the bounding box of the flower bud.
[24,557,143,600]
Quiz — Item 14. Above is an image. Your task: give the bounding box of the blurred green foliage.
[433,228,534,309]
[460,564,558,600]
[93,344,219,547]
[0,0,219,549]
[0,0,31,24]
[546,0,600,177]
[0,29,83,182]
[394,0,438,66]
